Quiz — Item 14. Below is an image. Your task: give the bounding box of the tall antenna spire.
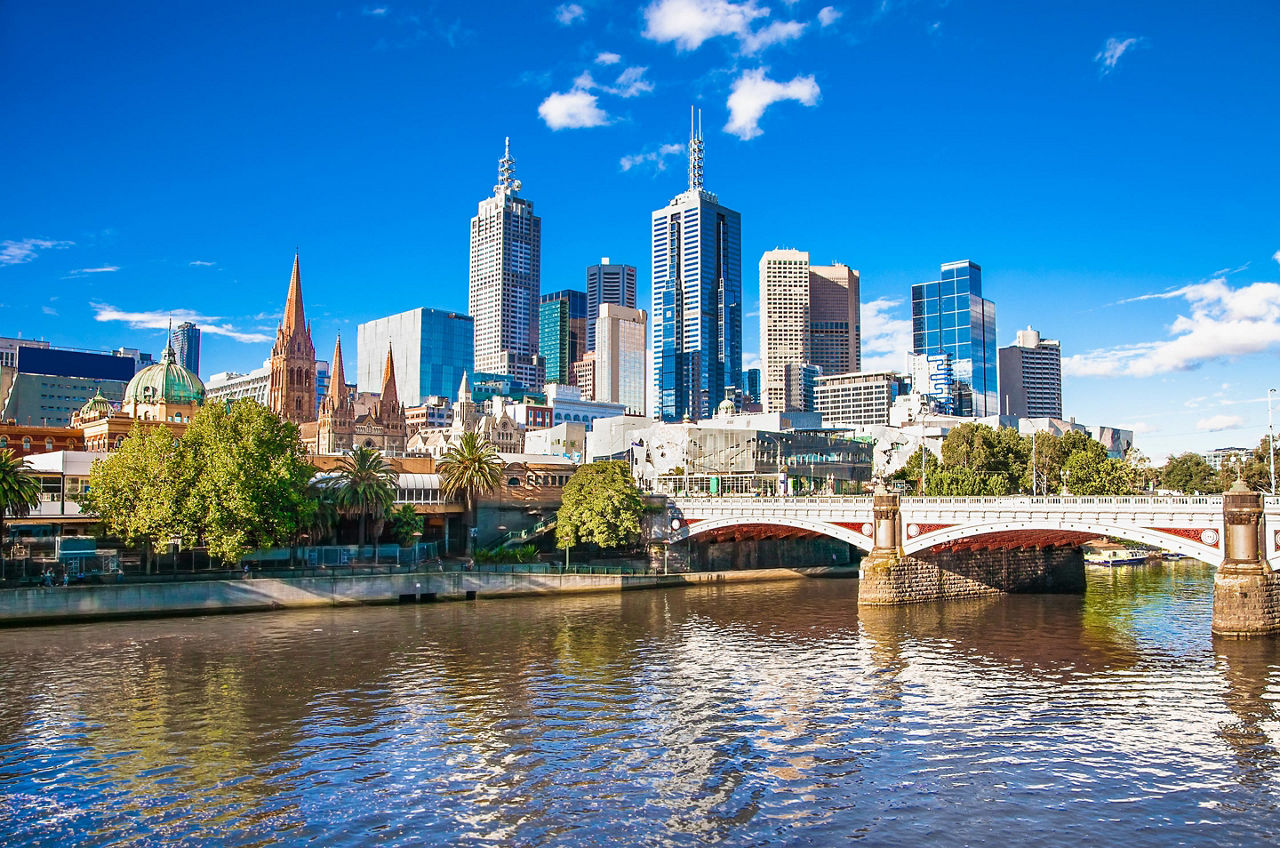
[688,105,705,191]
[497,136,521,194]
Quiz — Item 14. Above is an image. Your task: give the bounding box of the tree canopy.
[1157,452,1221,495]
[333,445,398,546]
[0,448,43,550]
[556,461,646,550]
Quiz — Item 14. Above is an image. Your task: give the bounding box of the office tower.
[469,138,542,388]
[744,368,761,404]
[0,344,138,427]
[911,260,996,417]
[759,250,861,413]
[268,253,317,424]
[651,109,742,421]
[595,304,647,415]
[998,326,1062,418]
[585,259,637,351]
[357,308,474,405]
[572,353,596,401]
[815,371,908,426]
[539,290,587,385]
[170,322,200,376]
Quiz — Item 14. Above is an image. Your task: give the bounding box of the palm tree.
[0,449,41,576]
[334,446,398,547]
[438,431,503,556]
[306,474,342,545]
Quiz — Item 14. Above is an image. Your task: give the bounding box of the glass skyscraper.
[539,290,587,386]
[650,110,742,421]
[170,322,200,376]
[911,260,997,417]
[356,308,474,405]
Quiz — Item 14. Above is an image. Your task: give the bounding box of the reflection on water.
[0,561,1277,846]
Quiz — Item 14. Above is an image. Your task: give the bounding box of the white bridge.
[668,495,1280,568]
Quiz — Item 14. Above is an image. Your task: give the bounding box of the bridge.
[667,494,1280,568]
[666,488,1280,637]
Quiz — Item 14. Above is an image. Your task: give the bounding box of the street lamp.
[1268,388,1277,495]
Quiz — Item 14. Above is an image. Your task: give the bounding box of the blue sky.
[3,0,1278,459]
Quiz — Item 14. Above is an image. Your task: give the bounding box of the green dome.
[123,345,206,406]
[79,389,114,419]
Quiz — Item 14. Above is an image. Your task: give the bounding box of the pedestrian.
[242,563,250,579]
[41,570,52,588]
[61,570,69,587]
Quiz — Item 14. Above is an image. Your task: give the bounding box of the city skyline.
[3,1,1279,457]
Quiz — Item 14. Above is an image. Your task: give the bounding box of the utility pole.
[1269,388,1277,495]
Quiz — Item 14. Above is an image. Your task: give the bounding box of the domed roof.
[123,345,205,406]
[78,389,115,420]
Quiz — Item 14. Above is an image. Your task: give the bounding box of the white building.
[594,304,647,415]
[469,138,542,388]
[524,421,587,461]
[998,326,1063,418]
[815,371,909,426]
[206,363,270,406]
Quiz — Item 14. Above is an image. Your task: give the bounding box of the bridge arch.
[902,519,1224,564]
[677,515,874,553]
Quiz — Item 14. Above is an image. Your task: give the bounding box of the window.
[508,477,520,486]
[45,438,53,451]
[22,437,31,451]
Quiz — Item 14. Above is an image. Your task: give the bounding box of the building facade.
[814,371,909,426]
[171,322,200,376]
[911,260,997,417]
[585,259,637,352]
[997,326,1062,418]
[206,365,270,406]
[469,138,542,388]
[809,262,860,376]
[651,110,742,421]
[0,344,141,427]
[572,353,596,401]
[302,338,407,456]
[267,253,317,425]
[594,304,647,415]
[538,290,587,386]
[356,308,474,406]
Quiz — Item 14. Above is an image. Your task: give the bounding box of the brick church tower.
[268,253,317,424]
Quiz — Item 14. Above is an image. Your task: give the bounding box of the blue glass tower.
[650,109,742,421]
[911,260,997,417]
[539,290,587,386]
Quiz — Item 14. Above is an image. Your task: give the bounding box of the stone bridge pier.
[858,485,1086,605]
[1213,481,1280,637]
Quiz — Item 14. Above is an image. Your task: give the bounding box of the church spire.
[379,342,400,414]
[327,334,346,404]
[281,252,307,338]
[688,106,704,191]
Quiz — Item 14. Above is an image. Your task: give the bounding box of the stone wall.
[1213,569,1280,637]
[684,536,856,572]
[859,547,1085,606]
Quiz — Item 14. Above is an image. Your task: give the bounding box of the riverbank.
[0,565,859,626]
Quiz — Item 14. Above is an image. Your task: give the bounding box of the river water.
[0,562,1277,847]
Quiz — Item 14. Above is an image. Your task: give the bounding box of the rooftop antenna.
[497,137,521,193]
[688,105,704,191]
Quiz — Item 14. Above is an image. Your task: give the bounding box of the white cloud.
[1095,36,1143,74]
[595,51,622,65]
[1272,249,1280,266]
[65,265,120,277]
[538,87,609,129]
[91,303,272,344]
[189,260,216,267]
[362,6,389,15]
[1119,422,1158,435]
[859,297,913,373]
[620,142,686,173]
[1196,414,1244,432]
[1,238,74,266]
[743,352,762,372]
[643,0,804,54]
[817,6,841,27]
[724,67,819,139]
[42,306,57,316]
[739,19,807,54]
[555,3,585,25]
[612,66,654,97]
[1064,277,1280,378]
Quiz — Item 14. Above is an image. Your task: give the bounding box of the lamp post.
[1268,387,1277,495]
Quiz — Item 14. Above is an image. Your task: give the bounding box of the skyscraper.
[758,250,860,412]
[171,322,200,376]
[585,259,636,351]
[268,253,317,425]
[998,326,1062,418]
[911,260,996,417]
[356,308,474,405]
[651,109,742,421]
[539,290,587,386]
[595,304,647,415]
[470,138,542,388]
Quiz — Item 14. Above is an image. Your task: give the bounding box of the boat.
[1084,548,1153,567]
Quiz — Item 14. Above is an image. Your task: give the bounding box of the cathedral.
[268,253,317,426]
[299,336,407,456]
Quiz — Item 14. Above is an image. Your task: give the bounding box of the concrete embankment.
[0,566,857,626]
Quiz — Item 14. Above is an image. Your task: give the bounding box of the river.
[0,561,1277,846]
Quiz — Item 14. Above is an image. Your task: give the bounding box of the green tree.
[925,466,1012,496]
[0,448,42,568]
[388,504,424,547]
[556,461,646,550]
[1159,452,1221,494]
[80,420,182,572]
[177,399,317,563]
[939,423,1025,493]
[1062,441,1135,495]
[1125,448,1158,493]
[890,446,942,494]
[334,445,398,547]
[438,432,503,555]
[307,474,342,545]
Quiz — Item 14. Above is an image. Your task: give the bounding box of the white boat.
[1084,548,1153,567]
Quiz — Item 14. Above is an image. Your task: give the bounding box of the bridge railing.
[672,495,1226,509]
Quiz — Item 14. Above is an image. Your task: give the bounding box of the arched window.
[0,436,7,448]
[507,477,520,487]
[114,436,125,448]
[45,438,53,451]
[22,437,31,451]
